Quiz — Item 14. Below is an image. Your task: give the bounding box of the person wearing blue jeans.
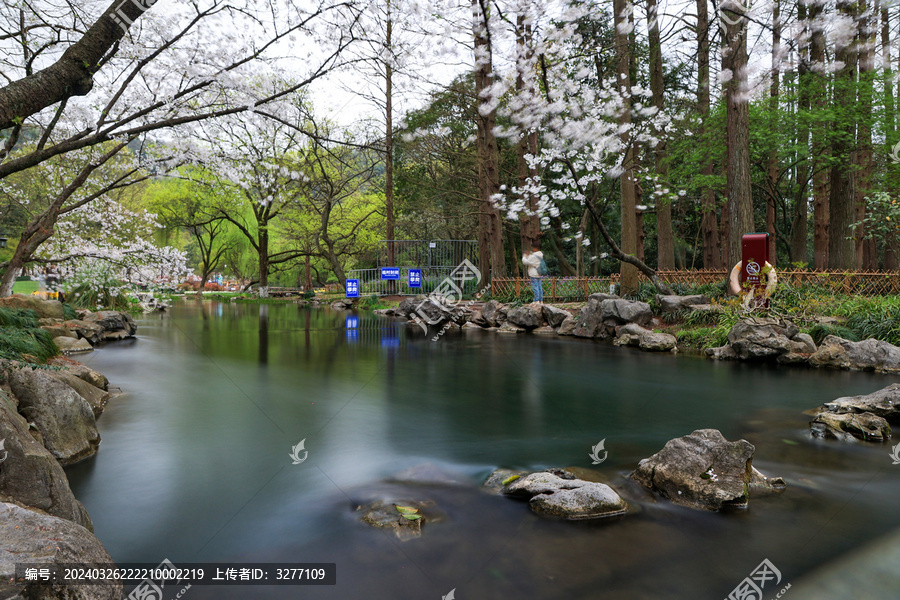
[522,244,544,304]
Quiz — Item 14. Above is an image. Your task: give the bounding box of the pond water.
[66,301,900,599]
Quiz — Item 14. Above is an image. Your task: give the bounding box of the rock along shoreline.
[0,295,136,600]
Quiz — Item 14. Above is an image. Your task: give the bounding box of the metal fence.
[491,269,900,302]
[346,267,484,297]
[376,240,478,269]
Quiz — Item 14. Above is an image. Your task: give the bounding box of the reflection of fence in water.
[491,270,900,302]
[343,314,403,346]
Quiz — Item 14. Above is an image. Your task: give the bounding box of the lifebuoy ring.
[728,260,777,306]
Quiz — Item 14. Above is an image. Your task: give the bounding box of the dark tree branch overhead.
[0,0,148,131]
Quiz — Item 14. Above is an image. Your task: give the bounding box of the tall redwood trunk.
[648,0,673,269]
[791,1,810,265]
[766,0,780,265]
[827,0,858,269]
[697,0,720,268]
[614,0,638,294]
[857,0,876,269]
[722,0,754,266]
[472,0,505,282]
[810,3,829,269]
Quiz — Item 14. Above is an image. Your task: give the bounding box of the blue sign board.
[380,267,400,280]
[346,279,359,298]
[408,269,422,288]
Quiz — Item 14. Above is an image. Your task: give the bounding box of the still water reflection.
[66,301,900,599]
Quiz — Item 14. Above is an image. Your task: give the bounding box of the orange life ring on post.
[728,261,777,306]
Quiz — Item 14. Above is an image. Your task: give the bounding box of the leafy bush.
[357,294,384,311]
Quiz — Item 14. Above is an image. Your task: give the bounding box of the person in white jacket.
[522,244,544,303]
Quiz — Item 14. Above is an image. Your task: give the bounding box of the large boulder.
[64,319,106,344]
[396,296,425,319]
[507,303,544,330]
[0,294,64,320]
[600,299,653,328]
[814,384,900,423]
[502,470,628,520]
[630,429,779,511]
[50,372,111,419]
[0,394,92,529]
[54,336,93,354]
[809,336,900,374]
[656,294,711,313]
[83,310,137,338]
[47,358,109,391]
[614,323,676,352]
[7,367,100,465]
[0,502,120,600]
[541,304,570,328]
[572,297,606,338]
[557,315,577,336]
[726,319,795,360]
[810,412,891,442]
[479,300,507,327]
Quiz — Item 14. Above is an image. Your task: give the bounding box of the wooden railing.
[491,269,900,302]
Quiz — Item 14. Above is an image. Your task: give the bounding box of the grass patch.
[0,326,58,362]
[11,280,39,295]
[0,307,40,329]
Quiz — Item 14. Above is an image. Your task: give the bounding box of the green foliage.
[62,303,78,320]
[806,323,860,345]
[357,295,385,311]
[67,282,132,311]
[0,326,58,362]
[301,290,315,300]
[0,308,40,329]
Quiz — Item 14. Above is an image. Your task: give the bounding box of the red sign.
[741,233,771,306]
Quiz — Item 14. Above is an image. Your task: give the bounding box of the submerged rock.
[817,384,900,423]
[630,429,781,511]
[357,500,428,541]
[0,502,120,600]
[502,470,628,520]
[810,411,891,442]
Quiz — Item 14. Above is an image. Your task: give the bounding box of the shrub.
[0,326,58,362]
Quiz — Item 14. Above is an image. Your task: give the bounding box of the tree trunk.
[258,227,269,298]
[472,0,505,283]
[766,0,780,265]
[810,3,829,269]
[647,0,673,269]
[697,0,721,268]
[857,0,876,269]
[791,1,810,265]
[722,0,754,266]
[614,0,639,295]
[385,3,396,291]
[828,0,858,270]
[516,14,540,252]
